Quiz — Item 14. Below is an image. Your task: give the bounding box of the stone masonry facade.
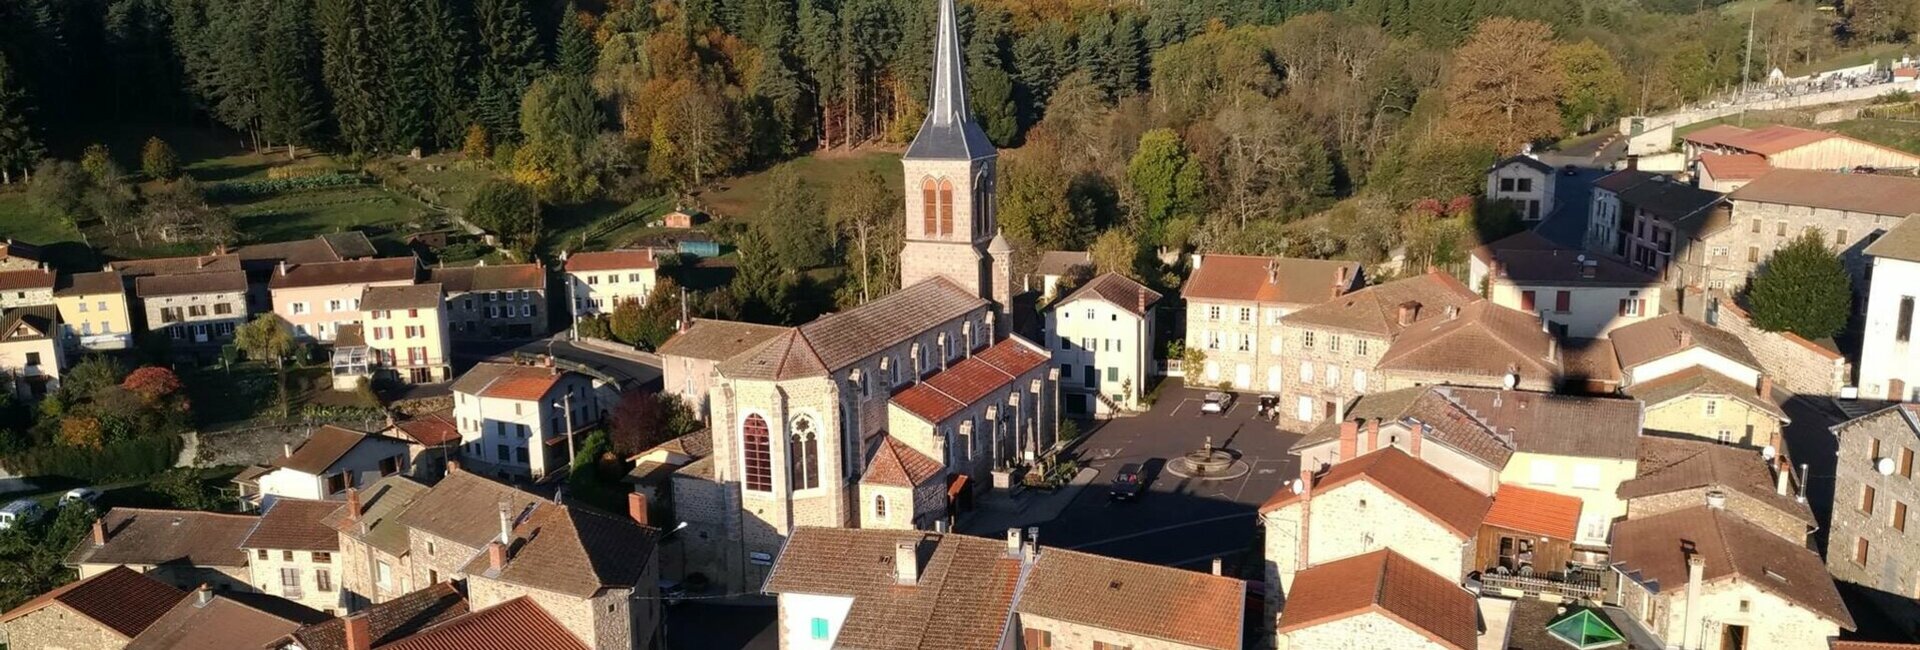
[1263,481,1467,600]
[1828,409,1920,611]
[1,605,125,650]
[1276,323,1386,426]
[1711,297,1848,397]
[1020,612,1229,650]
[1688,200,1896,292]
[1280,612,1450,650]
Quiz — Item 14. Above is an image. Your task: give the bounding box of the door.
[1720,624,1747,650]
[1235,364,1252,388]
[1083,366,1096,390]
[1266,367,1282,392]
[1297,397,1313,421]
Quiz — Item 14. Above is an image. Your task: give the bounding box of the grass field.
[698,150,902,221]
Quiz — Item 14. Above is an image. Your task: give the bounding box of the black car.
[1109,463,1146,501]
[1561,164,1579,176]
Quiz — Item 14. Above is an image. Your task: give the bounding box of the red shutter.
[1617,299,1628,316]
[1555,291,1570,312]
[1520,291,1536,311]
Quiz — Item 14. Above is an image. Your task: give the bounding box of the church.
[660,0,1059,595]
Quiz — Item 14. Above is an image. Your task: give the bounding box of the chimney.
[1682,555,1706,649]
[1410,423,1425,457]
[1190,253,1203,270]
[1211,557,1224,576]
[1397,302,1420,326]
[487,541,508,572]
[1626,154,1640,171]
[1136,287,1147,315]
[1705,489,1727,510]
[1338,421,1359,460]
[1296,467,1314,573]
[1759,375,1773,401]
[628,492,650,527]
[345,488,362,525]
[497,503,513,545]
[895,542,919,585]
[91,518,105,546]
[1677,329,1693,348]
[1580,260,1598,279]
[344,612,372,650]
[1005,528,1022,559]
[283,443,294,458]
[446,457,461,473]
[1492,260,1505,278]
[1776,463,1793,496]
[1366,418,1381,452]
[1266,260,1278,285]
[276,260,288,276]
[1444,305,1460,320]
[1022,526,1039,562]
[194,584,213,607]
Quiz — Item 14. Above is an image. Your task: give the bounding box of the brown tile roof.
[655,319,792,362]
[1292,387,1514,469]
[1561,338,1623,386]
[1620,435,1815,524]
[1866,212,1920,262]
[362,283,443,311]
[133,270,247,297]
[1185,255,1361,305]
[1494,154,1554,174]
[1717,124,1839,155]
[321,231,378,259]
[1697,152,1774,180]
[68,508,257,569]
[0,305,58,342]
[391,471,545,549]
[1377,301,1559,384]
[1055,272,1161,316]
[1683,124,1754,148]
[862,435,944,488]
[891,336,1049,424]
[1277,549,1478,650]
[1282,270,1478,338]
[1609,313,1761,371]
[274,425,407,475]
[1484,484,1581,539]
[450,362,569,401]
[375,596,589,650]
[460,503,658,598]
[720,278,989,380]
[1611,505,1852,628]
[242,498,344,551]
[0,566,183,638]
[335,323,366,347]
[1260,447,1492,537]
[1594,170,1725,223]
[1443,387,1643,460]
[125,591,329,650]
[393,409,461,446]
[428,263,546,293]
[564,249,656,272]
[268,257,419,289]
[1019,548,1244,650]
[1731,168,1920,216]
[1627,366,1787,420]
[1834,643,1920,650]
[234,237,344,266]
[107,254,241,278]
[54,270,124,296]
[1471,231,1659,287]
[764,527,1021,650]
[284,582,468,650]
[0,268,54,291]
[1033,250,1091,276]
[322,475,431,556]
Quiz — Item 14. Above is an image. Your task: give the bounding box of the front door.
[1720,624,1747,650]
[1234,364,1252,389]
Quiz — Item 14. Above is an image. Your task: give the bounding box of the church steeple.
[904,0,995,161]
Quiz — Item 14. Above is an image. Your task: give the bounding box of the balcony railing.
[1473,569,1603,600]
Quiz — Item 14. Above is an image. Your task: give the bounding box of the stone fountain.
[1167,436,1249,480]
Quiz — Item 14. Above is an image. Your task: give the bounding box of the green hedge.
[207,173,365,199]
[4,436,182,482]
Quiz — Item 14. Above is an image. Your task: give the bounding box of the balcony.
[1471,566,1604,600]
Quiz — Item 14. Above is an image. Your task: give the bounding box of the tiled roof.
[1260,447,1491,538]
[68,508,257,569]
[284,582,468,650]
[0,305,57,342]
[1730,168,1920,216]
[54,270,123,296]
[242,498,344,551]
[862,435,945,487]
[1471,231,1659,287]
[375,596,589,650]
[721,277,988,380]
[655,319,792,362]
[1561,338,1623,386]
[1377,301,1558,384]
[125,591,329,650]
[1865,213,1920,263]
[391,471,545,549]
[891,336,1049,424]
[428,263,546,293]
[0,268,54,291]
[1055,272,1161,316]
[451,362,568,401]
[1682,124,1754,148]
[1281,270,1478,338]
[1619,435,1815,524]
[133,270,247,297]
[763,527,1020,650]
[1834,643,1920,650]
[1292,387,1514,469]
[107,254,241,278]
[564,249,656,272]
[1484,484,1581,539]
[274,425,407,475]
[1443,387,1643,460]
[1493,154,1554,174]
[362,283,443,311]
[0,566,183,638]
[1184,255,1360,305]
[393,409,461,446]
[1626,366,1787,420]
[1716,124,1839,155]
[1019,548,1244,650]
[1277,549,1478,650]
[268,257,419,289]
[1033,250,1091,277]
[1610,313,1761,371]
[1594,170,1726,222]
[322,475,431,557]
[460,503,658,598]
[1696,153,1773,180]
[233,237,344,266]
[321,231,378,259]
[1610,505,1852,628]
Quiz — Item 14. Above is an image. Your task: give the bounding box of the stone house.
[1827,404,1920,623]
[0,306,64,400]
[124,585,329,649]
[1710,169,1920,293]
[1045,272,1160,415]
[429,262,550,341]
[1030,250,1091,301]
[1015,544,1244,650]
[1619,435,1814,545]
[349,596,588,650]
[0,566,183,650]
[269,257,420,342]
[1469,231,1662,338]
[1609,505,1852,649]
[53,271,133,350]
[241,498,347,615]
[271,581,469,650]
[384,409,461,481]
[1290,387,1513,494]
[131,269,247,347]
[359,284,451,384]
[1486,154,1557,222]
[563,250,658,319]
[1453,388,1642,555]
[234,232,381,306]
[1583,169,1725,283]
[1181,254,1362,393]
[1276,549,1480,650]
[460,498,661,650]
[1276,270,1479,425]
[1372,300,1561,394]
[1609,313,1765,387]
[0,268,54,310]
[656,319,790,422]
[322,475,430,609]
[1627,366,1788,450]
[68,508,258,591]
[1860,217,1920,401]
[450,362,605,481]
[243,425,413,505]
[854,435,947,531]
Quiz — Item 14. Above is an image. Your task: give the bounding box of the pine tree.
[372,0,429,151]
[415,0,474,149]
[0,52,44,184]
[259,0,324,158]
[555,1,598,77]
[472,0,543,141]
[318,0,382,153]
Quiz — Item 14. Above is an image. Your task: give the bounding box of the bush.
[4,435,181,482]
[1749,232,1852,339]
[206,173,363,199]
[1058,418,1081,443]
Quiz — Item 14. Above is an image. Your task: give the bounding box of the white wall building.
[1861,218,1920,400]
[450,362,606,481]
[563,250,658,319]
[1486,155,1557,222]
[1045,272,1160,415]
[248,425,413,504]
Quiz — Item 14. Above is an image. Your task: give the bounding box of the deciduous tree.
[1552,40,1627,135]
[1126,128,1203,244]
[829,169,901,305]
[468,179,542,248]
[140,137,180,180]
[1442,18,1561,154]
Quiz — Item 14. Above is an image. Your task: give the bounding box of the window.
[1299,362,1313,383]
[1328,334,1342,353]
[1528,460,1556,486]
[743,415,772,491]
[790,417,820,491]
[1619,298,1644,317]
[873,494,888,520]
[1207,306,1221,321]
[1776,220,1787,237]
[811,618,830,641]
[315,568,333,592]
[1704,400,1719,417]
[1352,369,1365,391]
[1572,464,1602,489]
[291,302,308,314]
[1750,218,1761,234]
[23,352,38,366]
[312,551,331,563]
[1904,449,1915,478]
[257,549,268,560]
[497,444,510,461]
[1500,177,1516,192]
[1060,364,1072,378]
[281,568,301,596]
[1106,367,1118,382]
[1903,297,1916,343]
[1237,334,1251,352]
[1024,629,1053,650]
[1863,485,1877,515]
[1838,229,1850,248]
[1302,331,1315,349]
[327,299,342,312]
[1855,537,1870,565]
[1238,307,1251,323]
[376,561,392,588]
[1896,501,1909,533]
[1748,246,1760,263]
[1355,339,1367,356]
[1871,437,1883,461]
[1324,364,1339,387]
[1093,643,1131,650]
[1515,177,1532,192]
[938,179,955,236]
[1554,291,1570,313]
[1520,291,1536,312]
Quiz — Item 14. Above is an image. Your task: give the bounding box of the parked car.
[1256,394,1278,420]
[1561,164,1579,176]
[58,488,102,509]
[1200,392,1234,415]
[1109,463,1146,501]
[0,500,45,530]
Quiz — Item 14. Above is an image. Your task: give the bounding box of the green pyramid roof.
[1546,608,1624,649]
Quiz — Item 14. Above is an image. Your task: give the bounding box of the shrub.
[5,435,181,482]
[205,173,363,199]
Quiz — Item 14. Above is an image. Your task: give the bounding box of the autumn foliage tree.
[121,366,185,405]
[1442,18,1562,155]
[608,390,697,456]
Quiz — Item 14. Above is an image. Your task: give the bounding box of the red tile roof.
[1277,549,1478,650]
[763,528,1022,650]
[1020,549,1244,650]
[242,498,345,551]
[1184,255,1360,305]
[0,268,54,291]
[267,257,419,289]
[393,409,461,446]
[366,596,589,650]
[1730,168,1920,217]
[1259,447,1491,538]
[283,583,468,650]
[451,362,567,401]
[1682,124,1753,148]
[0,566,183,638]
[564,249,656,273]
[863,436,945,487]
[1483,484,1581,540]
[1696,153,1773,180]
[1716,124,1837,155]
[892,337,1049,424]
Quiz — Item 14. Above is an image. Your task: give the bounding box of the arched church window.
[743,414,772,492]
[938,179,955,236]
[874,494,888,520]
[790,417,820,491]
[921,177,938,236]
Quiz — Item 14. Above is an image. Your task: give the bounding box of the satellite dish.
[1878,457,1897,476]
[1290,479,1306,495]
[1761,445,1778,461]
[1503,373,1520,390]
[1576,254,1587,263]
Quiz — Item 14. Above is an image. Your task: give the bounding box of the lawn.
[226,185,435,247]
[697,149,902,221]
[0,191,82,245]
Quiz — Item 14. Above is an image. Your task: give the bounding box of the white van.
[0,500,45,530]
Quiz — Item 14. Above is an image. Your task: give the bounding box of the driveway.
[1530,166,1610,250]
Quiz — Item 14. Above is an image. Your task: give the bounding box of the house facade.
[1276,270,1478,425]
[1181,254,1362,393]
[1469,231,1661,338]
[450,362,605,481]
[657,319,791,422]
[1861,217,1920,401]
[53,271,133,350]
[239,499,345,615]
[68,508,257,592]
[131,270,247,347]
[1486,155,1556,222]
[1711,169,1920,293]
[430,262,549,341]
[0,306,63,400]
[0,567,183,650]
[1045,272,1159,414]
[268,257,419,342]
[359,284,451,384]
[0,269,54,310]
[1828,405,1920,622]
[563,250,658,319]
[248,425,412,504]
[1584,170,1726,283]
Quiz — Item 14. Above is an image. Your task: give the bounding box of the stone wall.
[1276,323,1386,426]
[1711,298,1849,397]
[1827,410,1920,604]
[1641,395,1784,452]
[1279,611,1450,650]
[1020,612,1237,650]
[1693,200,1897,292]
[1,604,122,650]
[1626,491,1807,544]
[337,534,413,608]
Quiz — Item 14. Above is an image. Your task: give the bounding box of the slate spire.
[904,0,995,161]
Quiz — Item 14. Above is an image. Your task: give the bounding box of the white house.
[450,361,606,481]
[563,249,658,320]
[1469,231,1662,338]
[1486,155,1557,222]
[1861,217,1920,400]
[244,425,413,506]
[1045,272,1160,415]
[1607,313,1764,388]
[0,306,64,400]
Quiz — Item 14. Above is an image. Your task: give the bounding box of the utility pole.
[1742,7,1756,98]
[562,391,577,463]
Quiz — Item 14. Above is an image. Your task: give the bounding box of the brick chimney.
[628,492,650,527]
[1136,287,1147,315]
[1410,423,1425,457]
[895,542,919,585]
[1338,421,1358,460]
[345,612,372,650]
[91,518,105,546]
[345,487,362,525]
[1396,301,1421,326]
[1759,375,1773,401]
[487,541,508,572]
[1366,418,1381,453]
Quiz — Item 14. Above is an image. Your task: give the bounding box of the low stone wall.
[187,417,389,468]
[1712,298,1850,397]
